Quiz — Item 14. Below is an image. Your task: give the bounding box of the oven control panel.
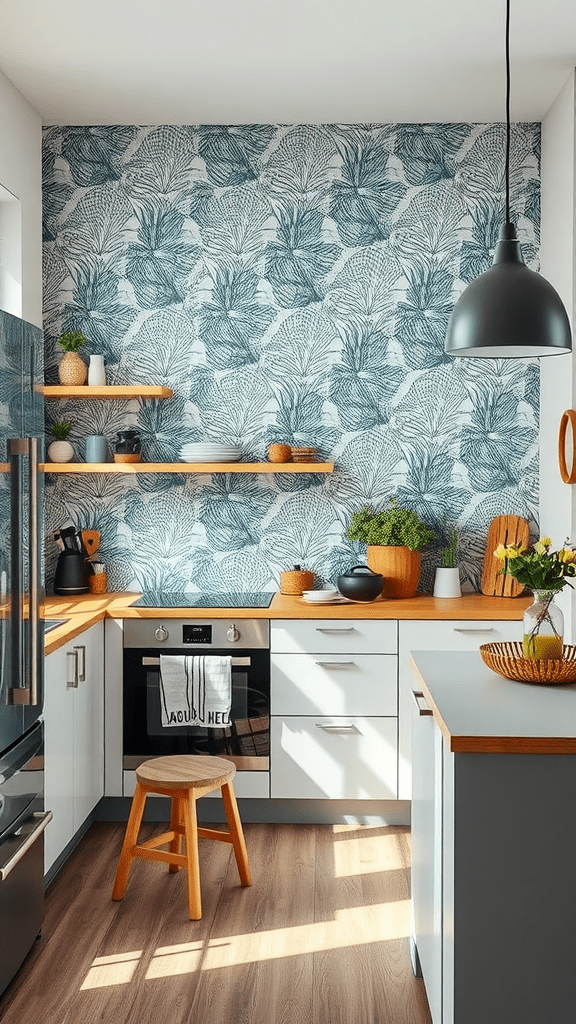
[182,624,212,645]
[123,618,269,649]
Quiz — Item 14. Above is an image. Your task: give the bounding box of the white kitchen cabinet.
[271,716,397,799]
[270,619,398,799]
[410,687,444,1023]
[398,618,521,798]
[271,618,397,654]
[44,619,104,874]
[271,652,397,716]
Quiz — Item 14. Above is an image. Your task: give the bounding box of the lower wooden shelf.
[40,461,334,474]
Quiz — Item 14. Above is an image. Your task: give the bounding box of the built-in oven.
[123,619,270,772]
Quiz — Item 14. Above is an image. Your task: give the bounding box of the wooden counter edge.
[408,653,576,755]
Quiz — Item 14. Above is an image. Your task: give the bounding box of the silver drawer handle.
[314,660,355,667]
[314,627,354,633]
[1,811,53,881]
[74,644,86,682]
[315,723,361,733]
[67,650,78,688]
[142,656,251,667]
[411,690,433,716]
[453,628,496,634]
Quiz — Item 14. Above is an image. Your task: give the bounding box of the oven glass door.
[123,647,269,769]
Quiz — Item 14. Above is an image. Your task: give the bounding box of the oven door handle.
[142,656,251,667]
[0,810,53,881]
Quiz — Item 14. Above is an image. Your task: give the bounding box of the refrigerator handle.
[8,437,40,706]
[28,437,39,706]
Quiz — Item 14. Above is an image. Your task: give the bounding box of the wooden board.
[480,515,530,597]
[81,529,100,556]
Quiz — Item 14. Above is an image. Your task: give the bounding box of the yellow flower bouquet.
[494,537,576,658]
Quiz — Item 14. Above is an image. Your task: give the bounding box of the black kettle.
[54,528,90,595]
[337,564,384,602]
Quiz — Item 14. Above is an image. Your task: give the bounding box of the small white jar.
[88,354,106,386]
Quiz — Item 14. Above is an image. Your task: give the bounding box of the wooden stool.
[112,754,251,920]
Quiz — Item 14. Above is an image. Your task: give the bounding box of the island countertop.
[409,649,576,755]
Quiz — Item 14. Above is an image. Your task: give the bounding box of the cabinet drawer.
[400,618,521,653]
[271,619,397,654]
[271,716,397,799]
[271,653,397,716]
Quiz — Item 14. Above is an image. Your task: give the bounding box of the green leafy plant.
[57,331,87,352]
[346,498,435,551]
[440,526,459,568]
[50,419,72,440]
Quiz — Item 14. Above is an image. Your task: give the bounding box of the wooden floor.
[0,821,431,1024]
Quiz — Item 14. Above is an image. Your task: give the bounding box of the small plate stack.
[291,446,317,463]
[301,588,348,605]
[180,443,242,464]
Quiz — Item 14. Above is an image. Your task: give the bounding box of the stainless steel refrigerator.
[0,309,50,996]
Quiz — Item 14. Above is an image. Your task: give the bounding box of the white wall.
[0,70,42,326]
[540,69,576,638]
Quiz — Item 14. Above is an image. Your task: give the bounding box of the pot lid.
[339,563,383,579]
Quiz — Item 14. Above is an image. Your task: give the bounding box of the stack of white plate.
[301,589,348,605]
[180,443,242,464]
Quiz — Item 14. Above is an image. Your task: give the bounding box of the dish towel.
[159,655,232,728]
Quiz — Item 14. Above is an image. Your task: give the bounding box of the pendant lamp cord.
[505,0,511,223]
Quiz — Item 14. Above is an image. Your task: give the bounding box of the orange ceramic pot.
[366,545,421,598]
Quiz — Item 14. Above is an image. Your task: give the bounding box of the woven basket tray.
[479,641,576,684]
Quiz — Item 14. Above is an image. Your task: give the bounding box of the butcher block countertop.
[409,649,576,755]
[43,591,529,655]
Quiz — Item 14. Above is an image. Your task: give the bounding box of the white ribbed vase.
[88,354,106,386]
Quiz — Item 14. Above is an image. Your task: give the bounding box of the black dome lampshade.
[445,0,572,359]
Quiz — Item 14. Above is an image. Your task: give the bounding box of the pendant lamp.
[444,0,572,358]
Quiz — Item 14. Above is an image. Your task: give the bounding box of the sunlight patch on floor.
[80,950,143,990]
[332,832,408,877]
[145,900,410,978]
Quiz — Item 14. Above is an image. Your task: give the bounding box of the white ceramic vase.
[47,440,74,463]
[433,566,461,599]
[88,354,106,386]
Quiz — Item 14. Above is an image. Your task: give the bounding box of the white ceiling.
[1,0,576,125]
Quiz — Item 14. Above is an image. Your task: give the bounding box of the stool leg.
[168,795,183,873]
[182,791,202,920]
[112,782,147,901]
[221,781,252,887]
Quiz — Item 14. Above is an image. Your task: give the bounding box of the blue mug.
[85,434,108,463]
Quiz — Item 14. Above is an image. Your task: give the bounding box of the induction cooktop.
[132,592,274,609]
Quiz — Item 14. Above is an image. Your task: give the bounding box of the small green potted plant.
[56,331,88,385]
[346,498,435,598]
[433,526,461,598]
[47,420,74,463]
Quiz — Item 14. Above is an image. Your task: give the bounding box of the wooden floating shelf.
[39,462,334,474]
[38,385,174,399]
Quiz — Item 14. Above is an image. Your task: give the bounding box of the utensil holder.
[89,572,108,594]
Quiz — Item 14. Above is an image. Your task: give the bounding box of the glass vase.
[523,591,564,659]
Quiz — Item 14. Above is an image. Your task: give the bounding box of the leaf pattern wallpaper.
[42,123,540,595]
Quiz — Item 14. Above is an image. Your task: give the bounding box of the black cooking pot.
[337,564,384,602]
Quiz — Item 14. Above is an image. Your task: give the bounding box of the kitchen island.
[409,650,576,1024]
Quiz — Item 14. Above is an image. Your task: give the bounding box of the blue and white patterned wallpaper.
[42,123,540,594]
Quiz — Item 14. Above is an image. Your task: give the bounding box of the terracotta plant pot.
[58,351,87,385]
[366,545,421,598]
